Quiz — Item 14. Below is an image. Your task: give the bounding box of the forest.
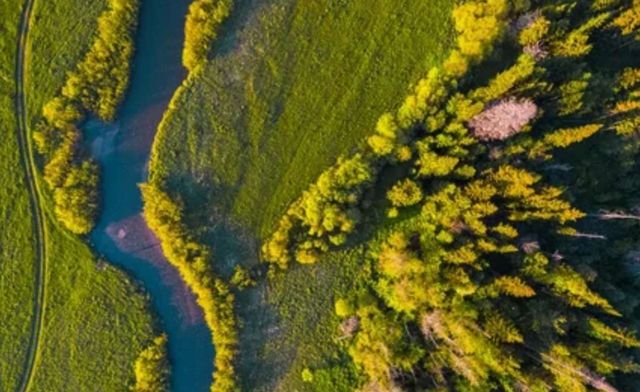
[260,0,640,390]
[3,0,640,391]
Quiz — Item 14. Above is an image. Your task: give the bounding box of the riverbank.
[86,0,216,390]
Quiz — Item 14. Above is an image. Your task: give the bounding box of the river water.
[86,0,214,390]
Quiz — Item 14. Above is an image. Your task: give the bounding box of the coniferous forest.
[1,0,640,391]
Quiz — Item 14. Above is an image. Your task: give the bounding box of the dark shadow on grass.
[197,217,290,391]
[210,0,275,58]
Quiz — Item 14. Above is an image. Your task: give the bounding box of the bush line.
[131,334,170,392]
[182,0,234,72]
[262,0,513,268]
[33,0,140,234]
[141,184,238,392]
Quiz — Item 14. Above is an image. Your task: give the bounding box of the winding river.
[86,0,214,390]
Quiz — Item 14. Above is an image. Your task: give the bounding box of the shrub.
[183,0,234,71]
[131,335,169,392]
[387,179,423,207]
[34,0,139,234]
[334,298,354,318]
[141,184,238,392]
[230,266,255,289]
[612,0,640,40]
[518,14,551,46]
[52,160,99,235]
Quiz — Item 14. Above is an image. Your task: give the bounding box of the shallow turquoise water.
[87,0,214,390]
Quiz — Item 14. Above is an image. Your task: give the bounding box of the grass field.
[0,0,158,390]
[148,0,456,389]
[0,2,36,390]
[25,0,107,124]
[150,0,456,237]
[28,219,155,391]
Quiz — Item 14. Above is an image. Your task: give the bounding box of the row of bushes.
[182,0,234,71]
[139,2,239,390]
[140,184,238,392]
[262,0,517,268]
[33,0,140,234]
[131,334,170,392]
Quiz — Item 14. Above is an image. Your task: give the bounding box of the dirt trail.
[15,0,48,391]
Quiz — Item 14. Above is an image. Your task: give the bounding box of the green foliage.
[519,15,551,46]
[52,160,99,235]
[183,0,234,71]
[334,298,354,318]
[132,335,170,392]
[368,113,403,157]
[62,0,139,120]
[551,12,610,57]
[268,1,640,390]
[558,73,591,115]
[471,53,537,102]
[32,0,139,233]
[612,0,640,40]
[230,265,255,289]
[529,124,603,159]
[446,0,509,76]
[301,367,314,383]
[262,154,375,267]
[386,179,423,207]
[141,184,238,392]
[348,303,422,389]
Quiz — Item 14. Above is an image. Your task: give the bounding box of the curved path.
[14,0,47,391]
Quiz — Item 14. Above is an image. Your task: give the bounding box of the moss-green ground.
[148,0,456,389]
[0,0,155,390]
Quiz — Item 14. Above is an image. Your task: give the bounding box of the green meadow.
[150,0,456,237]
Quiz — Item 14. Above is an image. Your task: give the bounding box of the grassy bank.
[29,220,155,391]
[0,2,36,390]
